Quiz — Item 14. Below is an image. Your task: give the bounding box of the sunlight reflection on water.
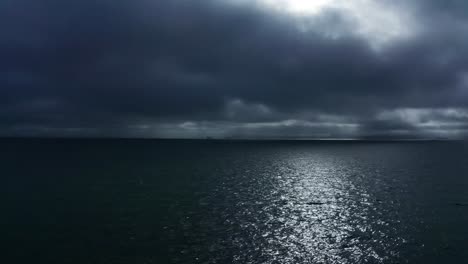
[209,151,404,263]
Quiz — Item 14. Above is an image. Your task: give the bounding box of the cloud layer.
[1,0,468,138]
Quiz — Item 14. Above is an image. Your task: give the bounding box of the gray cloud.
[1,0,468,138]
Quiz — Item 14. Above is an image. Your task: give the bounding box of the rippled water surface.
[2,139,468,263]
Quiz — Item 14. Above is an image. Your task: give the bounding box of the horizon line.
[0,136,462,142]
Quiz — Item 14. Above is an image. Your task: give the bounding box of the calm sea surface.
[1,139,468,263]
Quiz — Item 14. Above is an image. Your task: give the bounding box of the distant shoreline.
[0,137,460,142]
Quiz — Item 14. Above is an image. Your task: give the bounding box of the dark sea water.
[1,139,468,264]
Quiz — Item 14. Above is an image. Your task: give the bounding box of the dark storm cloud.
[1,0,468,138]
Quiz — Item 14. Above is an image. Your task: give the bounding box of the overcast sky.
[1,0,468,139]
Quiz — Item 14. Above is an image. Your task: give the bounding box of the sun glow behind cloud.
[261,0,332,15]
[258,0,418,49]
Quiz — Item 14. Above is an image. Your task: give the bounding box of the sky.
[1,0,468,139]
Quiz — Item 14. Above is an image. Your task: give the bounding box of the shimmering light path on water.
[1,140,468,263]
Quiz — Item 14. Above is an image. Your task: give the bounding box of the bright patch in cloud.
[258,0,418,49]
[261,0,332,15]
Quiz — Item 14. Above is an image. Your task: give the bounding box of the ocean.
[1,139,468,263]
